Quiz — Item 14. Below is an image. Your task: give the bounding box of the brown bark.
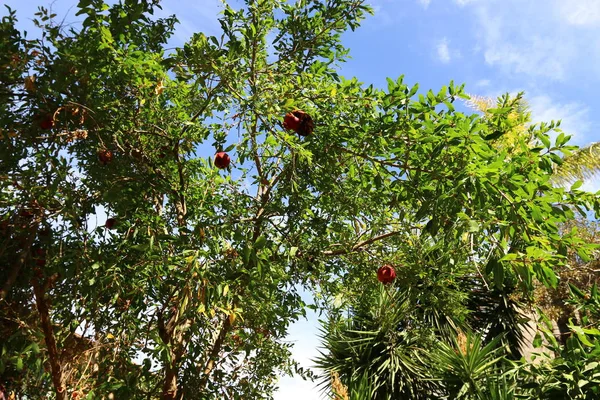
[160,315,191,400]
[199,314,232,390]
[160,140,189,399]
[161,361,178,400]
[33,280,67,400]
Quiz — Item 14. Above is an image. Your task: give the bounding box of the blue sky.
[4,0,600,398]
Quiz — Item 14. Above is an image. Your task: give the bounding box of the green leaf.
[494,262,504,289]
[500,253,518,262]
[571,180,583,190]
[484,130,504,141]
[539,134,551,148]
[584,362,599,372]
[254,236,267,249]
[468,220,479,232]
[485,258,498,275]
[571,325,594,347]
[533,332,543,348]
[408,83,419,97]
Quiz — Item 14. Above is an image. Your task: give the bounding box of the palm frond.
[552,141,600,185]
[314,287,441,399]
[465,94,495,113]
[428,331,506,399]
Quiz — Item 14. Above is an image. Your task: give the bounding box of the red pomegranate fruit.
[98,149,113,165]
[40,116,55,130]
[377,264,396,284]
[105,218,117,230]
[283,110,314,136]
[214,152,231,169]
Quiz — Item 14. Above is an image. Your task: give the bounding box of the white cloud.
[473,4,573,80]
[437,38,452,63]
[455,0,477,5]
[482,38,568,81]
[458,0,600,81]
[581,177,600,193]
[476,79,491,87]
[418,0,431,9]
[557,0,600,26]
[528,95,592,145]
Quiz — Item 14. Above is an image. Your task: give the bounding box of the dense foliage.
[1,1,599,399]
[316,96,600,399]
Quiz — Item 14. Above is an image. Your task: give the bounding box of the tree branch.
[199,313,232,389]
[334,145,435,174]
[33,279,67,400]
[0,222,38,301]
[322,231,401,256]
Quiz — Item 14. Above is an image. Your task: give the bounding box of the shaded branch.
[322,231,401,256]
[33,279,67,400]
[199,313,232,389]
[0,222,38,301]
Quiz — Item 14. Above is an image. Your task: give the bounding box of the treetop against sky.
[1,1,599,399]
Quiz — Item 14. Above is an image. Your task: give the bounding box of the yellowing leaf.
[155,79,165,95]
[0,131,17,140]
[24,75,36,92]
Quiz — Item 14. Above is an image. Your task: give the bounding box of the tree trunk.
[199,314,232,390]
[0,224,37,301]
[33,280,67,400]
[160,312,191,400]
[161,361,178,400]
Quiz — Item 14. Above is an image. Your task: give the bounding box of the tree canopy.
[1,1,599,399]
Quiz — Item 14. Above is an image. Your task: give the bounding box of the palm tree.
[314,287,443,400]
[556,142,600,184]
[466,93,600,186]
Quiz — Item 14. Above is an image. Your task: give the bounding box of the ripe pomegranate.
[377,264,396,284]
[98,149,113,165]
[283,113,301,131]
[19,209,34,219]
[105,218,117,230]
[214,152,230,169]
[283,110,314,136]
[40,116,54,130]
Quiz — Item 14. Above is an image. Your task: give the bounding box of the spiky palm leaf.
[466,279,530,359]
[466,93,600,186]
[552,141,600,185]
[428,331,506,400]
[315,287,441,399]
